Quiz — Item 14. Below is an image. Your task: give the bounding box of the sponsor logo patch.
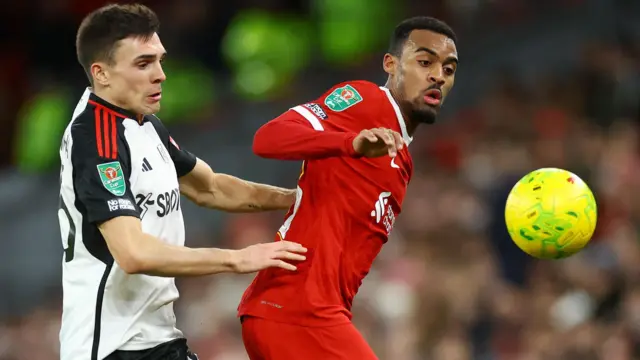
[303,103,328,120]
[107,198,136,212]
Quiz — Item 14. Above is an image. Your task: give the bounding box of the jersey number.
[58,197,77,262]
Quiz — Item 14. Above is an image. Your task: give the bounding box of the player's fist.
[353,127,405,158]
[230,241,307,273]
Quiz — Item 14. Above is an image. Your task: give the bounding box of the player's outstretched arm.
[253,114,404,160]
[179,158,295,212]
[99,216,307,276]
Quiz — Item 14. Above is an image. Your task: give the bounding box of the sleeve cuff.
[343,132,362,158]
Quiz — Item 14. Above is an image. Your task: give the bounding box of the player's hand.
[230,241,307,273]
[353,127,405,158]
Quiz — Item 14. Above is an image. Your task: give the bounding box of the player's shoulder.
[68,100,122,160]
[323,80,384,99]
[318,80,385,113]
[144,113,162,126]
[68,101,102,145]
[144,114,170,141]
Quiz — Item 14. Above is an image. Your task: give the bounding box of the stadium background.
[1,0,639,359]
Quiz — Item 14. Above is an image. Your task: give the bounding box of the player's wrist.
[210,248,237,273]
[345,133,362,158]
[282,189,296,209]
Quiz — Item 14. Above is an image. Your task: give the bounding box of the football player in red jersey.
[238,16,458,359]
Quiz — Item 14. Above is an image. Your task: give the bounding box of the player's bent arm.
[253,113,361,160]
[98,216,307,275]
[179,158,295,212]
[253,114,403,160]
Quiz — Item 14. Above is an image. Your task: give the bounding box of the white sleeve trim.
[291,106,325,131]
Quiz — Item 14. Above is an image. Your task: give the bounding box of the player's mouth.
[148,92,162,102]
[424,89,442,106]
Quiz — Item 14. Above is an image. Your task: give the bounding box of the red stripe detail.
[94,107,104,157]
[103,109,110,159]
[88,100,130,120]
[89,100,129,159]
[111,113,118,159]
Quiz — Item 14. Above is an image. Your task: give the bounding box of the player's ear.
[383,53,397,76]
[91,62,109,86]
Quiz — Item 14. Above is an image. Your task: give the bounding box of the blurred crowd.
[2,0,640,359]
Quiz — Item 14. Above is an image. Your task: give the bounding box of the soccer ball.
[504,168,597,259]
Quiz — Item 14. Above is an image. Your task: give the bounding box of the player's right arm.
[70,118,306,277]
[98,217,306,276]
[253,82,405,160]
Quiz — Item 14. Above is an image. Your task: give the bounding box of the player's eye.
[444,66,455,75]
[137,62,149,69]
[418,60,430,67]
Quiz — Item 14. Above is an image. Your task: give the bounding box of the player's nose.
[428,67,445,86]
[153,65,167,83]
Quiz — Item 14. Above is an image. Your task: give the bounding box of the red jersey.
[238,81,414,327]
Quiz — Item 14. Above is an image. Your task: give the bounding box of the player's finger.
[374,129,398,156]
[272,259,297,271]
[275,251,306,262]
[371,128,394,145]
[391,131,404,150]
[277,241,308,253]
[361,130,377,142]
[369,131,394,155]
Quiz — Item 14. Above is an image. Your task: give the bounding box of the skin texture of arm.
[98,216,307,276]
[179,159,296,212]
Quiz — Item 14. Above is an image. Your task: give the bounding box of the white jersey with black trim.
[58,88,197,360]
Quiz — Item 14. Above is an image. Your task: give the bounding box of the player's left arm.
[178,158,295,212]
[148,116,294,212]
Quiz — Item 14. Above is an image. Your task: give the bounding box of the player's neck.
[92,87,132,113]
[384,83,419,137]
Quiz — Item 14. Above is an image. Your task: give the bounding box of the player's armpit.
[253,113,360,160]
[98,216,307,275]
[179,158,295,212]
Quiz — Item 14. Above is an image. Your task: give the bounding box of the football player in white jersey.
[58,3,306,360]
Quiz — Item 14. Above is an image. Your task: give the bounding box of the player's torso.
[58,97,184,358]
[240,83,413,326]
[301,116,412,244]
[124,120,185,246]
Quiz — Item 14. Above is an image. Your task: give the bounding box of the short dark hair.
[76,3,160,81]
[388,17,457,57]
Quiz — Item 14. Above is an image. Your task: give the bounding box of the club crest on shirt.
[324,85,363,112]
[97,161,126,196]
[157,144,171,163]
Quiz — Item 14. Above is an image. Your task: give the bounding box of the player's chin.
[412,105,439,124]
[143,102,161,115]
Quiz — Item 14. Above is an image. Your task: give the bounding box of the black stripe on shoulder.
[146,114,170,144]
[69,105,105,159]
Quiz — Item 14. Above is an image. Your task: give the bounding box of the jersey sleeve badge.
[324,84,363,111]
[97,161,126,196]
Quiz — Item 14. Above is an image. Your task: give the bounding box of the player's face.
[384,30,458,124]
[92,33,166,115]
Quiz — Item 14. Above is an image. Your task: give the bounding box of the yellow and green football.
[505,168,597,259]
